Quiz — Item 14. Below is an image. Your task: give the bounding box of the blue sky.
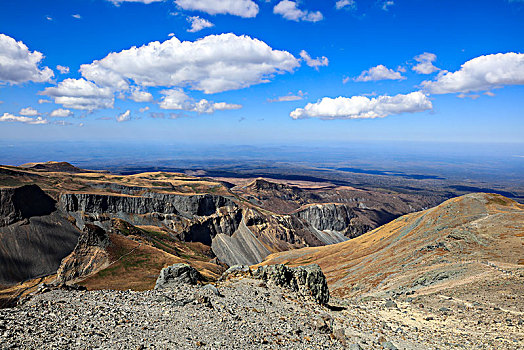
[0,0,523,144]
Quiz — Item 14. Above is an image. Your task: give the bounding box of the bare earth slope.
[259,192,524,297]
[257,193,524,349]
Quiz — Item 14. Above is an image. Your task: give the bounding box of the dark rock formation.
[179,208,243,245]
[60,192,236,218]
[294,203,355,232]
[0,185,56,227]
[253,264,330,305]
[0,185,80,284]
[155,263,202,289]
[57,224,111,284]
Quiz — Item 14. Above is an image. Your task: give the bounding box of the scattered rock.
[332,328,346,346]
[155,263,201,289]
[253,264,330,305]
[202,284,222,296]
[381,340,398,350]
[385,300,397,308]
[219,265,252,280]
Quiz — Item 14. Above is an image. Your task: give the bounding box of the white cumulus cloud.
[421,52,524,94]
[159,88,241,113]
[56,65,70,74]
[412,52,439,74]
[175,0,259,18]
[19,107,40,116]
[0,113,48,124]
[116,110,131,122]
[354,64,405,82]
[41,78,115,110]
[80,33,299,94]
[299,50,328,70]
[129,87,154,102]
[50,108,73,117]
[273,1,323,22]
[0,33,54,84]
[290,91,432,120]
[335,0,355,10]
[187,16,214,32]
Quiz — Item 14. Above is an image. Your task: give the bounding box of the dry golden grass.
[257,193,524,298]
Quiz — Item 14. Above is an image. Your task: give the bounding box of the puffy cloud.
[56,65,70,74]
[159,88,241,113]
[38,99,52,104]
[299,50,328,70]
[412,52,439,74]
[159,88,190,110]
[273,1,323,22]
[41,78,114,110]
[80,33,299,94]
[354,64,405,82]
[0,33,54,84]
[0,113,48,124]
[50,108,73,117]
[175,0,259,18]
[335,0,355,10]
[19,107,40,116]
[290,91,432,120]
[129,87,153,102]
[116,110,131,122]
[139,106,150,113]
[421,52,524,94]
[187,16,214,32]
[268,91,305,102]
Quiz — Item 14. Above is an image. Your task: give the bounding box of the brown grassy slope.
[0,165,231,199]
[257,193,524,298]
[78,228,225,291]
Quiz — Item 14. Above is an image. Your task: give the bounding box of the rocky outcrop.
[0,185,81,285]
[294,203,355,233]
[211,219,271,266]
[56,224,111,284]
[0,185,56,227]
[179,207,243,245]
[60,192,236,218]
[155,263,202,289]
[253,264,330,305]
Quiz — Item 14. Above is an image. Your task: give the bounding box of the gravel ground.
[1,277,522,350]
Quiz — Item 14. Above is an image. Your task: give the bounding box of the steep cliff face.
[57,224,111,284]
[294,203,356,232]
[0,185,56,227]
[60,192,236,218]
[0,185,81,285]
[179,207,243,245]
[294,203,389,239]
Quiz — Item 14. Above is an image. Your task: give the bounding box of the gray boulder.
[155,263,201,289]
[219,265,252,280]
[253,264,330,305]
